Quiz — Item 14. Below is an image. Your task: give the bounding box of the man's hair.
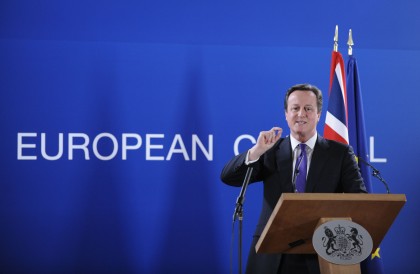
[284,83,323,113]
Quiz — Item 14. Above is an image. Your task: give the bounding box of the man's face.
[285,90,321,142]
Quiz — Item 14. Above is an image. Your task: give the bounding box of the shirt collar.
[290,132,317,150]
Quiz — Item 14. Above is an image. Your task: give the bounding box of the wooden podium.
[255,193,406,274]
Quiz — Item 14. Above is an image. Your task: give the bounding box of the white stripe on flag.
[334,63,346,102]
[325,111,349,142]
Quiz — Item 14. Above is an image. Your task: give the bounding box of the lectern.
[255,193,406,274]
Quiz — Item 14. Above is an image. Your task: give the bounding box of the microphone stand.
[232,166,253,274]
[358,157,391,194]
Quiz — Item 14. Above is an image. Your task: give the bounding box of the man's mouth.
[296,121,307,125]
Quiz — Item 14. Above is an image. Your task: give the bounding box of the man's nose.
[298,109,306,116]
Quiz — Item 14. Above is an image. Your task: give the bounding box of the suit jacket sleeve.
[220,147,270,187]
[340,145,367,193]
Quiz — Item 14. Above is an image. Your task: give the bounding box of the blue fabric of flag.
[347,55,385,274]
[329,72,347,124]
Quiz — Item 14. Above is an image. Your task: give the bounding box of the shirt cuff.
[245,150,259,165]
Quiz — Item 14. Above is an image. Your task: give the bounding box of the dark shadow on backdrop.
[155,47,223,273]
[70,47,133,273]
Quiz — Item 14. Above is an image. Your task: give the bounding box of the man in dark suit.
[221,84,367,274]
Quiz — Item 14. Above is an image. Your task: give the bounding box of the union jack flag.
[324,51,349,144]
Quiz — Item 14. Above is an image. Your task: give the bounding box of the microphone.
[291,154,304,193]
[357,156,391,194]
[233,166,254,221]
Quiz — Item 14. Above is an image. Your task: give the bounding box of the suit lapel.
[306,135,330,192]
[276,137,293,190]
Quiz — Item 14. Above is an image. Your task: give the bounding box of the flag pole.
[348,29,354,56]
[334,25,339,52]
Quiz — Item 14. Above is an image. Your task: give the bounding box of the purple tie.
[295,143,307,193]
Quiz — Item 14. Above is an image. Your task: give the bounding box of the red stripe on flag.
[324,124,348,145]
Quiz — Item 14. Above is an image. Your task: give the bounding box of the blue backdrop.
[1,1,418,273]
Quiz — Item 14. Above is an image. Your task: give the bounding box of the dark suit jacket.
[221,134,367,274]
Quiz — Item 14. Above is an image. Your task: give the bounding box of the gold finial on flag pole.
[334,25,339,52]
[348,29,354,56]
